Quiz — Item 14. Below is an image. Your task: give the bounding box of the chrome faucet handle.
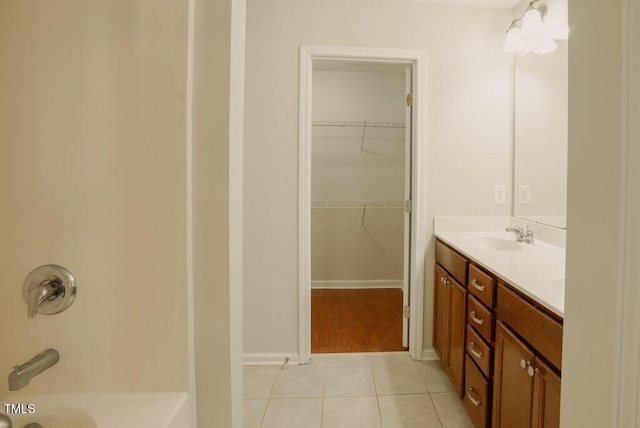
[524,226,535,243]
[22,265,77,319]
[26,280,60,319]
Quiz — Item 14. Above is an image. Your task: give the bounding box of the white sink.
[463,236,523,251]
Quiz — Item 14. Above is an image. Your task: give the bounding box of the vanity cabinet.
[493,284,562,428]
[463,263,497,427]
[492,322,561,428]
[434,237,563,428]
[434,241,468,398]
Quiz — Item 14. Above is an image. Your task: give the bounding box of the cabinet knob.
[520,359,537,376]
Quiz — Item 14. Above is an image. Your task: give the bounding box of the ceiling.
[391,0,520,8]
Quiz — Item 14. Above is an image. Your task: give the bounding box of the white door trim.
[612,0,640,425]
[298,45,428,363]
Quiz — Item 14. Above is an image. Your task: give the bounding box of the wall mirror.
[513,41,568,229]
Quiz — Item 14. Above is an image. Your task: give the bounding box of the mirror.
[513,41,568,229]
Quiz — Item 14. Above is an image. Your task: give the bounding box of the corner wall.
[191,0,245,426]
[562,0,623,425]
[244,1,514,357]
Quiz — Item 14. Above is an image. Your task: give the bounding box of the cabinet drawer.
[435,240,468,285]
[496,284,563,371]
[467,325,492,378]
[468,264,496,308]
[468,295,494,343]
[464,355,491,428]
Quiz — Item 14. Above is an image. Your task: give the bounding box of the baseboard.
[422,347,439,361]
[243,353,300,366]
[311,280,403,289]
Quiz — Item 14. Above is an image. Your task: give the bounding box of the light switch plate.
[494,185,506,204]
[518,185,531,204]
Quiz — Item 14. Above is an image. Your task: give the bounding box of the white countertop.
[435,230,565,318]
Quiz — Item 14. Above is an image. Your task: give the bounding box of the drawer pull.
[469,341,483,359]
[470,310,484,325]
[467,388,482,407]
[471,278,485,292]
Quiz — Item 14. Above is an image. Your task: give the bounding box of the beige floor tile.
[373,365,428,395]
[271,367,326,398]
[378,394,442,427]
[322,396,382,428]
[243,367,278,399]
[243,399,268,428]
[417,360,456,393]
[307,357,328,367]
[324,366,376,397]
[262,398,323,428]
[319,355,373,368]
[430,392,474,428]
[370,354,414,366]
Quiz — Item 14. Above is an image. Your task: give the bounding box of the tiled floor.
[243,353,474,427]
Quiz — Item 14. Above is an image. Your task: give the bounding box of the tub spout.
[8,349,59,391]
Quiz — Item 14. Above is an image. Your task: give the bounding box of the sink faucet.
[8,349,59,391]
[505,226,534,243]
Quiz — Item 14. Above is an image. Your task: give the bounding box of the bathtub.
[1,393,191,428]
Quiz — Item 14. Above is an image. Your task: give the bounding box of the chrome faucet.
[26,279,61,319]
[8,349,59,391]
[505,226,534,243]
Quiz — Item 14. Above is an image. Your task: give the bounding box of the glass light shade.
[521,9,544,38]
[503,27,527,53]
[553,26,570,40]
[532,36,558,54]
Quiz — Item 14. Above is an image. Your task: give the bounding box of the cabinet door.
[433,263,449,363]
[492,321,535,428]
[532,358,561,428]
[446,278,467,398]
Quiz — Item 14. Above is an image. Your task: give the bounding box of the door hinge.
[403,306,411,319]
[405,200,412,214]
[406,93,413,107]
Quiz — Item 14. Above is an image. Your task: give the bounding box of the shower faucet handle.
[26,279,60,319]
[22,265,77,319]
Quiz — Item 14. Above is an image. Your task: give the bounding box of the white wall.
[244,0,514,356]
[562,0,624,425]
[312,69,405,282]
[0,0,189,395]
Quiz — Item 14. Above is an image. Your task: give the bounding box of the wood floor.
[311,288,407,353]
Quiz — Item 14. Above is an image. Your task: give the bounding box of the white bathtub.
[1,393,191,428]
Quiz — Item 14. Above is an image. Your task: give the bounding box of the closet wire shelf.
[312,120,405,129]
[312,121,405,151]
[311,201,406,228]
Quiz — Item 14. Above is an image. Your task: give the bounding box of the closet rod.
[312,120,404,129]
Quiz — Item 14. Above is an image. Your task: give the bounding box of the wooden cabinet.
[465,355,491,428]
[434,237,563,428]
[532,359,561,428]
[492,321,561,428]
[464,264,497,428]
[434,242,468,398]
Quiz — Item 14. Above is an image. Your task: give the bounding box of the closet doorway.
[299,46,427,362]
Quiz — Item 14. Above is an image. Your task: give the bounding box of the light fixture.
[503,21,527,53]
[503,0,565,54]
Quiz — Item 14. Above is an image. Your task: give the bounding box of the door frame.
[298,45,428,363]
